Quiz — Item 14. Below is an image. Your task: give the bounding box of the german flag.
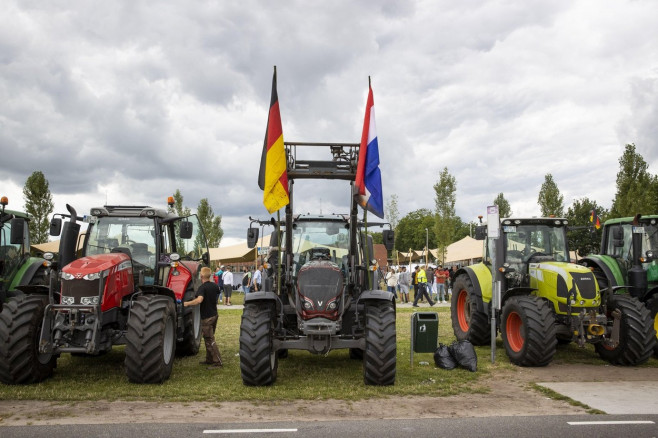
[258,67,289,214]
[589,210,601,230]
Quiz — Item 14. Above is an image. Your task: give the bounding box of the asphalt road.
[1,416,657,438]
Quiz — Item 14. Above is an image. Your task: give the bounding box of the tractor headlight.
[61,272,75,280]
[328,301,337,310]
[61,296,75,305]
[83,271,104,281]
[303,301,313,310]
[80,296,100,305]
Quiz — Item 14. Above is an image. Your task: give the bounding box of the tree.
[196,198,223,248]
[394,209,435,253]
[537,173,564,217]
[565,198,607,257]
[385,194,400,230]
[22,171,54,244]
[493,193,512,218]
[610,143,658,218]
[433,167,458,264]
[169,189,191,217]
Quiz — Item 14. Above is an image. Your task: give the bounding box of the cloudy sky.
[2,0,657,246]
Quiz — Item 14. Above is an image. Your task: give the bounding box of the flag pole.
[363,209,372,290]
[277,209,282,295]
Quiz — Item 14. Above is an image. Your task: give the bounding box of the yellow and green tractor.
[451,217,656,366]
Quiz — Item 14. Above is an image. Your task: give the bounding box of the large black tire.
[501,296,557,367]
[646,295,658,357]
[176,304,201,356]
[451,274,490,345]
[125,295,177,384]
[0,295,56,384]
[594,295,656,365]
[239,302,278,386]
[363,301,396,386]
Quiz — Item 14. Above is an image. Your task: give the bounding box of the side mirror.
[180,221,193,239]
[49,218,62,236]
[475,225,487,240]
[202,252,210,266]
[382,230,395,251]
[247,227,259,249]
[269,229,279,248]
[10,218,24,245]
[612,228,623,240]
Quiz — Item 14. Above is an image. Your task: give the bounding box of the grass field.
[0,301,656,403]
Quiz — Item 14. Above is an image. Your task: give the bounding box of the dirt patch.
[0,364,655,426]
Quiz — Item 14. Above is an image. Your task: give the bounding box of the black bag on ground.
[448,340,477,372]
[433,343,457,370]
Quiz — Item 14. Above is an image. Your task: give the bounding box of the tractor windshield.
[504,224,569,263]
[606,222,658,264]
[289,221,350,273]
[0,220,21,282]
[86,217,157,283]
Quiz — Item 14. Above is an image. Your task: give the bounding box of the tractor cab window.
[504,224,568,263]
[605,224,632,261]
[172,215,208,261]
[86,217,157,284]
[0,219,22,279]
[289,221,350,276]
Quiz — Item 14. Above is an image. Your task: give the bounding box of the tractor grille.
[61,279,101,304]
[572,272,597,299]
[297,261,343,316]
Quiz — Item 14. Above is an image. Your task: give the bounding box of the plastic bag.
[448,340,477,372]
[433,343,457,370]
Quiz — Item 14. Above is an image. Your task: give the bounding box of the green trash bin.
[411,312,439,353]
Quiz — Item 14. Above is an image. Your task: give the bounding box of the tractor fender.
[16,257,47,287]
[244,291,281,311]
[501,287,537,308]
[579,255,622,287]
[138,285,177,302]
[359,289,395,302]
[457,264,491,314]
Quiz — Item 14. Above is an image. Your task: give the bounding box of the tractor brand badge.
[75,273,83,279]
[317,300,324,307]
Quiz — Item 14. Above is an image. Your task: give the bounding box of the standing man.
[435,265,447,303]
[412,265,435,307]
[398,266,410,303]
[241,267,251,294]
[411,266,419,303]
[252,265,263,291]
[426,265,435,300]
[183,267,223,369]
[222,266,233,306]
[215,265,224,304]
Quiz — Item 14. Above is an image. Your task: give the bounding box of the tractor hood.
[529,261,600,312]
[296,260,344,320]
[62,253,130,276]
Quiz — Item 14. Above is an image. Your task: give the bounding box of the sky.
[2,0,657,246]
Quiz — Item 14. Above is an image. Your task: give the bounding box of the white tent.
[444,236,482,264]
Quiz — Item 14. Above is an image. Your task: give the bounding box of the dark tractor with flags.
[0,199,210,384]
[451,217,655,367]
[0,196,49,311]
[240,141,396,386]
[579,214,658,357]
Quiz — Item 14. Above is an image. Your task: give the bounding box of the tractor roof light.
[90,207,109,217]
[167,196,175,207]
[514,220,521,224]
[1,196,8,206]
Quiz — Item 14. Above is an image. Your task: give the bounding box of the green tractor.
[0,196,48,310]
[579,214,658,357]
[451,217,656,366]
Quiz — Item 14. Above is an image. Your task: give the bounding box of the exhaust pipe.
[588,324,605,336]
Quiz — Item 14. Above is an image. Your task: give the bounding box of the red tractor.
[0,199,210,384]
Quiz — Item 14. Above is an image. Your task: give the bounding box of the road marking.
[204,429,297,434]
[567,421,655,426]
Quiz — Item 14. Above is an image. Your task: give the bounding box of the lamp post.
[425,228,429,265]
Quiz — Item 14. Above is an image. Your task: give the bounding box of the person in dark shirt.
[183,266,223,369]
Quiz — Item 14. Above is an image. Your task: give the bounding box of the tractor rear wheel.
[501,296,557,367]
[0,295,56,384]
[595,295,655,365]
[363,301,396,386]
[239,302,278,386]
[646,295,658,357]
[451,274,489,345]
[125,295,177,383]
[176,304,201,356]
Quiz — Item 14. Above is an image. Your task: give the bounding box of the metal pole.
[363,209,372,290]
[425,228,428,264]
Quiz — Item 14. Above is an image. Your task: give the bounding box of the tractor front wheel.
[595,295,656,365]
[363,301,396,386]
[239,302,278,386]
[125,295,177,383]
[177,304,201,356]
[501,296,557,367]
[451,274,489,345]
[0,295,56,384]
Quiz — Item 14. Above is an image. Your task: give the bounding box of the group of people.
[211,264,265,306]
[385,264,458,307]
